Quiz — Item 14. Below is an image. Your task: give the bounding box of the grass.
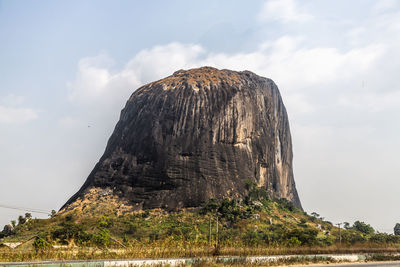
[2,242,400,262]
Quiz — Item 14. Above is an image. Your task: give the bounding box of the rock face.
[62,67,302,212]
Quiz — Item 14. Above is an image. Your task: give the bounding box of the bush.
[200,198,244,224]
[286,228,318,245]
[51,222,91,245]
[92,229,111,247]
[141,210,150,219]
[352,221,375,235]
[277,198,296,212]
[218,199,242,223]
[33,237,50,251]
[298,218,307,228]
[18,215,26,225]
[341,229,367,244]
[97,215,113,228]
[200,198,219,215]
[369,233,400,244]
[126,222,138,234]
[244,179,269,204]
[242,230,269,246]
[286,236,302,247]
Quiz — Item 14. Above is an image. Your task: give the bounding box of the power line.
[0,203,50,215]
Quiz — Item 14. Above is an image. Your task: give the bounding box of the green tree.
[200,198,219,214]
[286,236,302,247]
[287,228,318,245]
[50,210,57,218]
[97,215,113,228]
[18,215,26,225]
[92,229,111,247]
[352,221,374,235]
[25,213,32,220]
[33,237,50,252]
[394,223,400,235]
[10,220,16,228]
[311,212,320,218]
[51,222,91,245]
[217,199,241,223]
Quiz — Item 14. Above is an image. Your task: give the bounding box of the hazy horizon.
[1,0,400,233]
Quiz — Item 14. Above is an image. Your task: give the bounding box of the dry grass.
[2,244,400,262]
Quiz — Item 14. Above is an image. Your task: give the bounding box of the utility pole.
[216,213,219,247]
[336,223,342,244]
[215,208,219,248]
[209,216,212,245]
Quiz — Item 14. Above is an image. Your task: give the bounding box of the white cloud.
[0,94,38,124]
[58,116,84,129]
[0,105,38,124]
[125,42,205,84]
[0,94,25,106]
[372,0,398,14]
[202,37,383,92]
[339,90,400,112]
[258,0,313,23]
[68,43,205,112]
[68,37,386,122]
[68,53,131,105]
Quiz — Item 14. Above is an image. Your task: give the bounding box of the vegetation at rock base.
[1,183,400,262]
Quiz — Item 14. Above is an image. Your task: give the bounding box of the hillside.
[2,184,400,262]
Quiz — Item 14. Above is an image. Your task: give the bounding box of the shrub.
[51,222,91,245]
[97,215,113,228]
[92,229,111,247]
[286,228,318,246]
[298,218,307,228]
[33,237,50,251]
[126,222,138,234]
[341,229,367,244]
[369,233,400,244]
[244,179,269,204]
[352,221,375,235]
[286,236,302,247]
[218,199,242,223]
[200,198,219,214]
[242,230,269,246]
[50,210,57,218]
[18,215,26,225]
[277,198,296,212]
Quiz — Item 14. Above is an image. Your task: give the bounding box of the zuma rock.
[62,67,302,212]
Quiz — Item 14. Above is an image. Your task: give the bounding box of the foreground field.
[1,254,400,267]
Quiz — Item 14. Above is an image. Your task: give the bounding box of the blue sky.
[1,0,400,232]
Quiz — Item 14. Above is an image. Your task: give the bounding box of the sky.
[1,0,400,233]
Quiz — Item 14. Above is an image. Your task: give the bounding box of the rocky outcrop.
[2,224,13,236]
[62,67,302,212]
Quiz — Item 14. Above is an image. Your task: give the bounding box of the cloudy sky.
[1,0,400,232]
